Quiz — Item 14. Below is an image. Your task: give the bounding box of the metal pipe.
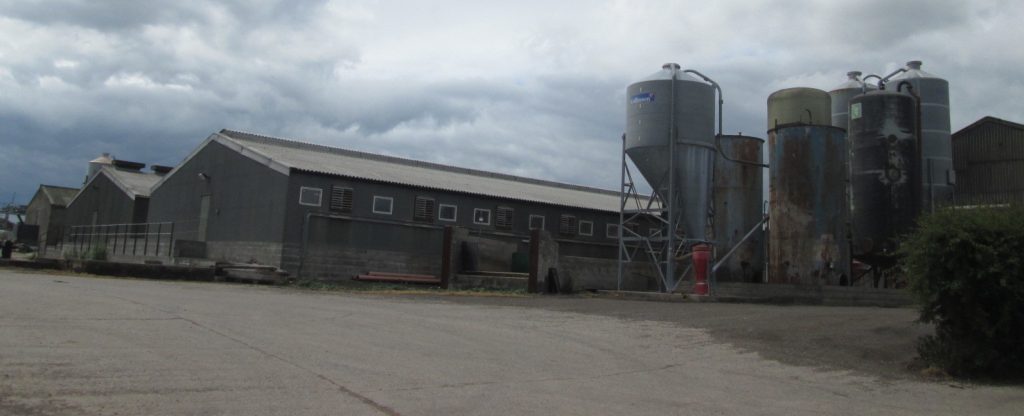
[684,69,722,136]
[712,215,768,273]
[901,81,925,219]
[666,69,677,292]
[686,69,766,169]
[861,74,881,94]
[878,67,907,89]
[617,133,626,291]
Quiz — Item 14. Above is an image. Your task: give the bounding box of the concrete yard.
[0,269,1021,415]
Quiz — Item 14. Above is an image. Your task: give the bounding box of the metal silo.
[848,90,921,261]
[625,63,716,240]
[829,71,877,131]
[767,88,831,130]
[713,135,765,282]
[887,61,952,211]
[767,88,850,285]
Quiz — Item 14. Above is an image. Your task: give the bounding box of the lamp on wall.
[198,173,210,182]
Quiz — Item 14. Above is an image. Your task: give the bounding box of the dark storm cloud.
[1,0,1022,206]
[0,0,328,30]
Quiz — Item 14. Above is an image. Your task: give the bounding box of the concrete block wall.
[559,255,659,292]
[283,243,442,281]
[207,241,284,267]
[460,233,526,272]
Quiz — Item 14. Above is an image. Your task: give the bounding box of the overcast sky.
[1,0,1021,205]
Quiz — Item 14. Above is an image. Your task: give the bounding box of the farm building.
[952,116,1024,205]
[24,184,78,252]
[146,129,649,287]
[64,161,163,230]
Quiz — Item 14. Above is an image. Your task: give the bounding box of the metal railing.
[61,222,175,259]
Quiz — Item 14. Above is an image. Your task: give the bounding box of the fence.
[62,222,175,259]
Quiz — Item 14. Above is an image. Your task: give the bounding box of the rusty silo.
[713,135,765,282]
[766,88,851,285]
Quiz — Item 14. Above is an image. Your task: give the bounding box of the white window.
[299,187,323,207]
[529,215,545,230]
[439,204,457,222]
[372,196,394,215]
[606,223,620,238]
[473,208,491,225]
[579,220,593,236]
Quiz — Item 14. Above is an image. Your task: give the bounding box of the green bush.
[87,245,108,261]
[901,206,1024,378]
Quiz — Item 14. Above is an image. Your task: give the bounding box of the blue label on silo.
[631,92,655,104]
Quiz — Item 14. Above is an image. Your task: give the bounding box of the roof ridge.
[954,116,1024,138]
[218,129,620,196]
[40,184,78,191]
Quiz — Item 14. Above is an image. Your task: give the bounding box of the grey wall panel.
[64,174,136,227]
[147,141,289,243]
[953,120,1024,201]
[282,171,624,249]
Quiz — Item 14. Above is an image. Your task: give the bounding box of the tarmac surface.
[1,268,1021,415]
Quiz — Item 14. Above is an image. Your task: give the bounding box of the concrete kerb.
[595,285,915,308]
[0,258,217,282]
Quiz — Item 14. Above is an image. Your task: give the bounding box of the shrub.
[901,206,1024,378]
[87,245,108,261]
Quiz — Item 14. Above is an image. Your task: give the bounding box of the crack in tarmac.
[70,283,403,416]
[377,362,687,393]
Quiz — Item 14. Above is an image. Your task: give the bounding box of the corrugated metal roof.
[105,167,161,198]
[217,130,626,212]
[39,185,78,207]
[66,166,161,209]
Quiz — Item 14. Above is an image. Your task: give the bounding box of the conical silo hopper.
[625,63,716,241]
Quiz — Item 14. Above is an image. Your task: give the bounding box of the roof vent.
[112,159,146,171]
[151,165,173,175]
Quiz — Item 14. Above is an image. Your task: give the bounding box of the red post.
[693,244,711,295]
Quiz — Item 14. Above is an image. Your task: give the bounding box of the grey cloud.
[2,0,1022,206]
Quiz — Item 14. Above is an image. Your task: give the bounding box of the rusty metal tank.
[848,90,921,257]
[830,71,877,131]
[887,60,952,211]
[767,125,851,285]
[767,88,831,130]
[625,63,716,240]
[713,135,765,282]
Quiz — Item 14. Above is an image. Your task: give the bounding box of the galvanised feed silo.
[713,135,765,282]
[848,89,921,261]
[766,88,851,285]
[887,61,952,211]
[830,71,877,131]
[625,63,716,241]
